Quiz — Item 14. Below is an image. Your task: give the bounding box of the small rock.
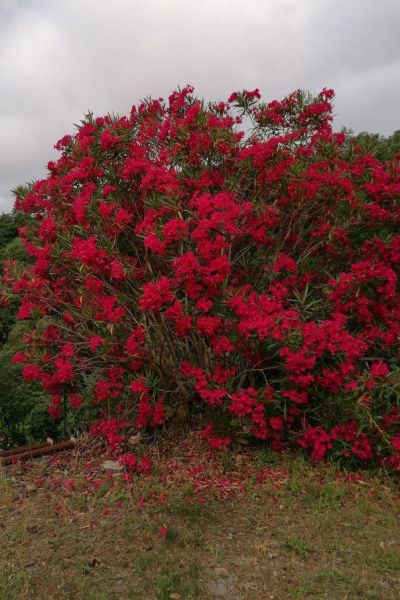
[170,594,181,600]
[128,433,142,445]
[101,460,123,472]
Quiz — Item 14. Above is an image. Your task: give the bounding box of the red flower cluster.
[4,85,400,469]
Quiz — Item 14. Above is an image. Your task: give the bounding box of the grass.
[284,536,314,559]
[0,466,13,508]
[0,440,399,599]
[365,547,400,573]
[289,568,365,599]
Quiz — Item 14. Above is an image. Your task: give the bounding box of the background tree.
[349,129,400,161]
[0,207,56,447]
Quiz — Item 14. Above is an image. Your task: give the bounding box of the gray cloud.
[1,0,399,212]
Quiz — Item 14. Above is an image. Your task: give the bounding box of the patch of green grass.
[316,479,346,509]
[283,462,347,512]
[163,492,220,532]
[284,535,313,559]
[156,572,181,599]
[78,494,89,510]
[169,498,216,524]
[289,567,364,599]
[204,542,227,562]
[180,562,201,598]
[122,519,147,541]
[164,527,179,544]
[327,540,350,561]
[220,451,235,473]
[134,551,156,574]
[62,566,126,600]
[283,456,310,500]
[139,478,165,499]
[365,547,400,573]
[178,480,196,499]
[0,569,25,600]
[257,445,284,466]
[0,468,14,508]
[4,526,26,546]
[155,562,201,600]
[47,525,74,552]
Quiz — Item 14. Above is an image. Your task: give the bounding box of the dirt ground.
[1,437,400,599]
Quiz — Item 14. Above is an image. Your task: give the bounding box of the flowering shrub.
[3,85,400,469]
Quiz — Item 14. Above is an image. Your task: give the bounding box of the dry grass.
[0,437,399,599]
[0,465,13,509]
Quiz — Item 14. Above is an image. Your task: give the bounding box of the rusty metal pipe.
[0,441,53,458]
[0,440,76,465]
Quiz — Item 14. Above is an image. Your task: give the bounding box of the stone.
[101,460,123,472]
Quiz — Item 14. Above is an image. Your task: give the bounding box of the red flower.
[162,218,188,243]
[130,377,148,395]
[196,316,222,336]
[391,437,400,451]
[100,129,122,150]
[160,526,168,538]
[269,417,285,431]
[370,361,389,378]
[54,357,74,383]
[137,456,152,474]
[11,352,28,364]
[70,394,83,409]
[139,277,173,312]
[125,326,145,354]
[120,453,137,470]
[89,336,104,352]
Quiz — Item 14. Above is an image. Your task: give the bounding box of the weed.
[220,451,235,473]
[0,468,13,508]
[155,572,180,599]
[365,547,400,573]
[134,551,155,574]
[284,535,313,559]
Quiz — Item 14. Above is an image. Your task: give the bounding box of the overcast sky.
[1,0,399,212]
